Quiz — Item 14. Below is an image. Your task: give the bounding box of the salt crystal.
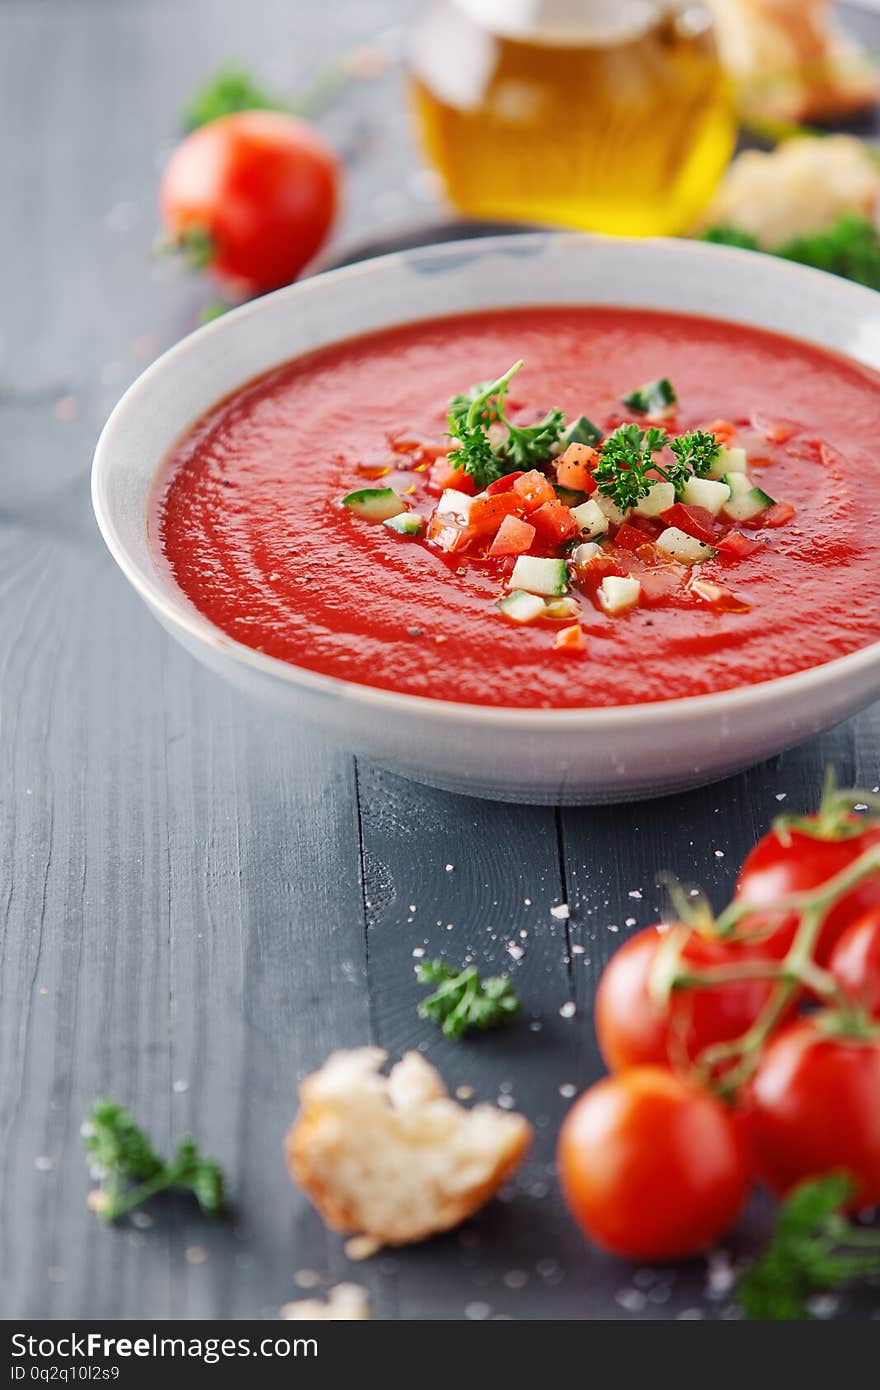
[550,903,570,920]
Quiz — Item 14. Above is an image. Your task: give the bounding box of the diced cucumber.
[436,487,476,522]
[634,480,675,518]
[722,474,775,523]
[680,476,730,516]
[383,511,425,535]
[598,575,641,615]
[497,590,547,624]
[622,378,677,416]
[596,493,628,526]
[570,498,610,538]
[342,487,406,523]
[509,555,570,597]
[570,541,602,567]
[706,445,747,480]
[544,596,581,620]
[562,414,603,448]
[656,526,716,565]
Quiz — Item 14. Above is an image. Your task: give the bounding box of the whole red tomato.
[557,1067,750,1260]
[595,925,778,1073]
[160,111,339,294]
[735,816,880,964]
[829,908,880,1015]
[749,1015,880,1209]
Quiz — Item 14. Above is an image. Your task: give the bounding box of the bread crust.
[286,1049,532,1247]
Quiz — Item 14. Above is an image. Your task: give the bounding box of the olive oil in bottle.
[409,0,736,236]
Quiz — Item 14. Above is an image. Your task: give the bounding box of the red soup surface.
[152,307,880,708]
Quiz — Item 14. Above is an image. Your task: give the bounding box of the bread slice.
[707,0,878,124]
[695,135,879,245]
[286,1048,532,1247]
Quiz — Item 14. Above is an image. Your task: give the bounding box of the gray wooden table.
[2,0,879,1322]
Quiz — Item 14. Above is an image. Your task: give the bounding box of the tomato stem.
[660,844,880,1096]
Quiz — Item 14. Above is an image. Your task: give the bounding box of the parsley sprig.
[737,1174,880,1320]
[447,361,567,489]
[668,429,722,482]
[83,1101,225,1222]
[417,960,520,1039]
[593,423,669,512]
[593,423,721,512]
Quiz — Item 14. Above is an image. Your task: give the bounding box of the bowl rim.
[92,230,880,731]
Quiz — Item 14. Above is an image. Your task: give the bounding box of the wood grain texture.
[1,0,879,1322]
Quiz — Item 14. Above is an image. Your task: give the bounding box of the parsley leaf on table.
[83,1101,225,1222]
[737,1174,880,1320]
[417,961,520,1040]
[702,214,880,292]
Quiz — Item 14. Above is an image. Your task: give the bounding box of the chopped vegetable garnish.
[593,424,669,512]
[417,960,520,1039]
[622,377,677,416]
[562,415,603,448]
[83,1101,224,1222]
[336,356,795,641]
[668,430,722,484]
[737,1174,880,1320]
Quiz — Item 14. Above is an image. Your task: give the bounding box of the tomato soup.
[152,308,880,708]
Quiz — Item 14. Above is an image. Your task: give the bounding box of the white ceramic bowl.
[93,233,880,803]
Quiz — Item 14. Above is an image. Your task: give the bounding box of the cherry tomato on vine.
[595,925,779,1073]
[749,1015,880,1210]
[160,111,339,295]
[557,1067,751,1260]
[735,816,880,964]
[829,908,880,1016]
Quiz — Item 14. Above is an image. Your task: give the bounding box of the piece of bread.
[707,0,877,124]
[280,1283,370,1321]
[286,1048,532,1247]
[695,134,880,245]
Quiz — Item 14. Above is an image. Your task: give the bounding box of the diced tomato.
[489,514,536,556]
[716,529,762,560]
[427,456,476,496]
[639,568,688,604]
[760,501,795,528]
[613,522,648,553]
[427,514,472,553]
[530,499,578,544]
[468,491,523,537]
[513,469,557,512]
[705,418,736,444]
[486,471,524,496]
[751,413,795,445]
[660,503,717,546]
[690,578,751,613]
[554,623,586,652]
[556,443,598,492]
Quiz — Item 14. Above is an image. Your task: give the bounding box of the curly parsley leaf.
[181,69,285,130]
[504,406,567,469]
[593,423,668,511]
[448,382,501,434]
[701,225,761,252]
[737,1174,880,1320]
[447,360,524,490]
[702,215,880,292]
[83,1101,225,1222]
[417,960,520,1040]
[668,429,722,483]
[622,377,677,416]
